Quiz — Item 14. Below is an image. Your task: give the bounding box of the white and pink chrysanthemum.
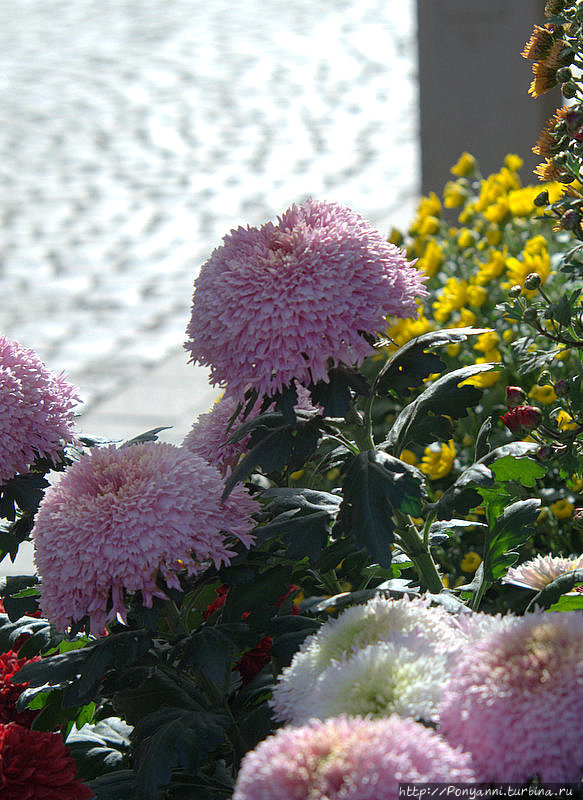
[185,199,426,399]
[0,336,79,484]
[32,442,259,632]
[270,595,463,724]
[439,610,583,783]
[233,715,476,800]
[502,553,583,590]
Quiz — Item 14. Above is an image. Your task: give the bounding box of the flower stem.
[394,512,443,594]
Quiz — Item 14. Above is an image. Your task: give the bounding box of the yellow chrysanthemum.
[457,228,476,249]
[451,152,477,177]
[555,410,578,431]
[466,284,488,307]
[473,332,500,353]
[458,201,477,225]
[474,250,507,285]
[454,308,477,328]
[384,312,434,351]
[417,215,441,236]
[461,551,482,573]
[503,246,551,296]
[485,227,502,246]
[549,498,574,520]
[444,180,467,208]
[504,154,524,172]
[417,239,443,278]
[483,197,510,224]
[432,278,468,323]
[420,440,456,480]
[475,168,521,213]
[462,350,502,388]
[524,235,548,256]
[399,449,419,466]
[529,384,557,405]
[411,193,441,235]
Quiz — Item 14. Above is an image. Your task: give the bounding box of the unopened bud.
[539,371,552,384]
[524,273,542,291]
[554,378,570,396]
[522,306,539,324]
[509,284,523,298]
[536,444,553,462]
[505,385,527,409]
[500,405,543,436]
[562,82,578,99]
[557,66,573,83]
[573,508,583,530]
[534,190,549,207]
[566,107,583,131]
[561,209,581,231]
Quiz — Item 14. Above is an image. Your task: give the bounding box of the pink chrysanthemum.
[503,553,583,590]
[0,336,79,484]
[439,611,583,783]
[233,715,475,800]
[185,199,426,398]
[32,442,259,632]
[183,386,319,476]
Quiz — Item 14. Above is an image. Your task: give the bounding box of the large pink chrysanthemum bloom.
[32,442,259,632]
[233,715,475,800]
[439,610,583,783]
[0,336,79,485]
[502,553,583,590]
[185,199,426,399]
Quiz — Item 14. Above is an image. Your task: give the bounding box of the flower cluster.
[233,715,476,800]
[0,336,79,485]
[32,442,259,631]
[0,649,40,727]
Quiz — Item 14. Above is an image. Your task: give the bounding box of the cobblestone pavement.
[0,0,419,411]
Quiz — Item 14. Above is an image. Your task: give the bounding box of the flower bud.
[557,66,572,83]
[536,444,553,461]
[500,405,543,436]
[522,306,539,325]
[534,190,549,207]
[561,209,581,232]
[508,284,523,298]
[524,273,542,291]
[573,507,583,530]
[566,108,583,131]
[505,385,527,409]
[562,81,578,99]
[554,378,570,396]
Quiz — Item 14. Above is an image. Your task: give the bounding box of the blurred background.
[0,0,419,445]
[0,0,557,446]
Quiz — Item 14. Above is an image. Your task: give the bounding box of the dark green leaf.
[0,614,64,656]
[176,626,244,685]
[427,519,487,545]
[272,385,298,425]
[220,565,293,626]
[341,451,426,567]
[86,770,137,800]
[474,416,493,461]
[435,463,494,519]
[67,717,132,780]
[383,363,497,453]
[310,366,370,418]
[487,499,541,583]
[132,708,230,800]
[113,667,206,725]
[121,427,171,447]
[376,327,490,398]
[526,569,583,612]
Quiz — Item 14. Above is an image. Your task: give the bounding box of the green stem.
[162,600,188,636]
[394,511,443,594]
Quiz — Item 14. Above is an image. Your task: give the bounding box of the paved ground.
[0,0,419,574]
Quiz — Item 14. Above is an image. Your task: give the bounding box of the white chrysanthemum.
[271,595,463,723]
[449,610,518,643]
[300,641,448,724]
[502,553,583,591]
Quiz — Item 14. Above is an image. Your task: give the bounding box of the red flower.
[0,650,40,727]
[237,637,274,684]
[501,406,542,435]
[505,385,527,409]
[0,722,93,799]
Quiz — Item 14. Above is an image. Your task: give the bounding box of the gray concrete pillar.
[417,0,561,193]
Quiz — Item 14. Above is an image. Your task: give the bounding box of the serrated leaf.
[86,770,137,800]
[309,366,370,417]
[491,455,547,487]
[376,327,490,398]
[487,499,541,583]
[132,708,230,800]
[113,667,206,726]
[474,416,493,461]
[67,717,132,780]
[340,450,426,567]
[176,626,243,685]
[427,519,487,545]
[220,565,293,626]
[526,569,583,612]
[435,463,494,520]
[121,427,171,447]
[0,615,64,656]
[383,363,496,453]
